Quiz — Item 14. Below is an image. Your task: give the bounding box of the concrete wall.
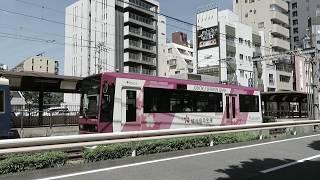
[12,126,79,138]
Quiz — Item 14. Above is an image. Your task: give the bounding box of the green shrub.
[0,151,67,174]
[83,143,132,162]
[84,132,258,162]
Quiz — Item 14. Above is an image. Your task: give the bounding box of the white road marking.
[38,134,320,180]
[261,154,320,173]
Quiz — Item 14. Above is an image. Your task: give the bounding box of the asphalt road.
[4,134,320,180]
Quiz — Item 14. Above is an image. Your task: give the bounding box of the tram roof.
[0,71,82,93]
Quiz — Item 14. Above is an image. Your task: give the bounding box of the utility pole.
[312,51,319,120]
[95,42,109,73]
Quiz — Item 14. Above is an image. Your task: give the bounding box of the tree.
[22,91,63,105]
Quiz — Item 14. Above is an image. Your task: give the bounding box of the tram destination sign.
[197,26,219,50]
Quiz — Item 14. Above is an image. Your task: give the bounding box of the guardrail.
[1,120,320,155]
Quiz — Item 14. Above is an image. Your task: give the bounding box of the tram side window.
[144,87,223,113]
[239,95,259,112]
[144,87,170,113]
[194,92,223,112]
[0,90,4,113]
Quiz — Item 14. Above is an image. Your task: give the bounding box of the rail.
[1,120,320,155]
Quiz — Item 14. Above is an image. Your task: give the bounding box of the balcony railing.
[142,56,155,64]
[129,67,141,74]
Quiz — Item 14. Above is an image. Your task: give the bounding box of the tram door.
[121,88,140,126]
[225,94,238,124]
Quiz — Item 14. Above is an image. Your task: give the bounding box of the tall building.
[65,0,160,78]
[159,32,195,77]
[64,0,162,105]
[157,15,167,77]
[287,0,320,50]
[233,0,293,91]
[193,9,263,87]
[12,55,59,74]
[233,0,290,53]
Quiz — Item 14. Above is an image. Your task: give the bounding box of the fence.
[11,104,80,128]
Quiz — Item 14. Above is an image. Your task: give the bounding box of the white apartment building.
[233,0,290,53]
[162,42,194,77]
[64,0,161,105]
[194,9,260,87]
[233,0,293,91]
[12,55,59,74]
[157,15,167,77]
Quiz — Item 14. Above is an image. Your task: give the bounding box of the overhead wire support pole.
[312,50,319,120]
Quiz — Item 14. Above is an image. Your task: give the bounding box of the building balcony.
[271,0,288,12]
[271,24,289,38]
[272,37,290,51]
[124,52,156,66]
[129,66,142,74]
[124,26,156,43]
[124,39,142,51]
[123,0,157,18]
[142,68,156,76]
[124,12,156,31]
[271,11,289,26]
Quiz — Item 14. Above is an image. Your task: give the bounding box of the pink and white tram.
[79,73,262,134]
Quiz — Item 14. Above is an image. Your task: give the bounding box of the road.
[4,134,320,180]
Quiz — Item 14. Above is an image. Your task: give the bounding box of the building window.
[292,11,297,17]
[280,75,290,82]
[245,13,248,18]
[240,54,244,60]
[258,22,264,29]
[294,36,299,42]
[168,48,172,54]
[236,0,238,3]
[269,74,274,85]
[249,0,254,3]
[293,28,298,34]
[239,38,244,44]
[292,3,297,9]
[293,19,298,25]
[240,70,244,77]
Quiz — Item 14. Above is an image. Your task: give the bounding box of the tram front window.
[80,75,101,118]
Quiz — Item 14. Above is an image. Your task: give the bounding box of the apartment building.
[287,0,320,50]
[233,0,293,91]
[12,55,59,74]
[65,0,160,77]
[193,9,263,87]
[64,0,162,104]
[158,32,195,77]
[234,0,290,53]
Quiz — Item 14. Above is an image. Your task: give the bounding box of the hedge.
[0,151,67,174]
[84,132,257,162]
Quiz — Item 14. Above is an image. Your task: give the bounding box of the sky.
[0,0,232,73]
